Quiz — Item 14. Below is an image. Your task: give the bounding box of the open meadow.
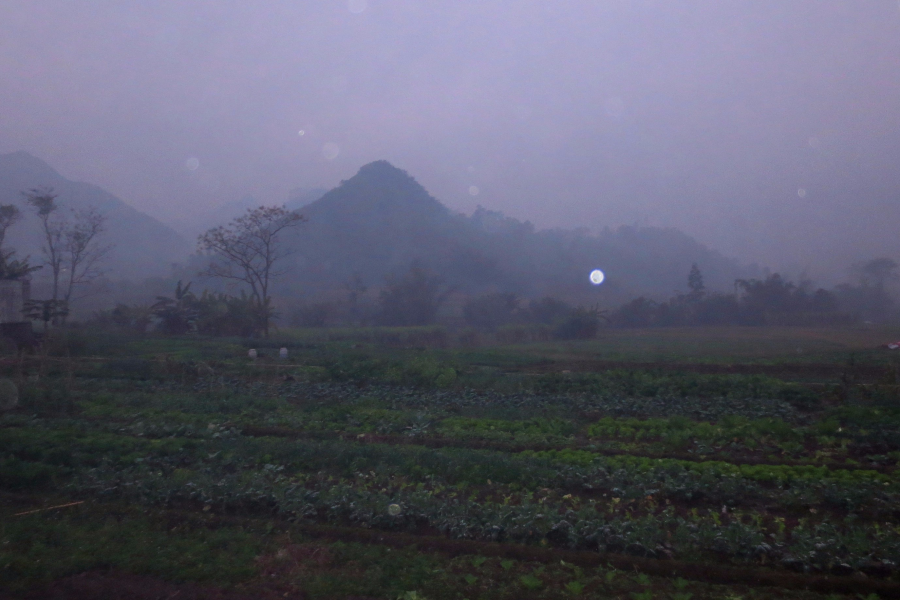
[4,326,900,599]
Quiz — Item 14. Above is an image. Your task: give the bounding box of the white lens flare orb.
[298,129,305,136]
[388,503,401,516]
[797,188,807,198]
[589,269,605,285]
[322,142,340,160]
[185,157,200,171]
[468,185,480,196]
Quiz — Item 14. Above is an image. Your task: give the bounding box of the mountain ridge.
[0,151,191,279]
[281,161,755,304]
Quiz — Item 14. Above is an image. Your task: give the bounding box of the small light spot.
[348,0,367,14]
[466,165,475,173]
[808,136,820,149]
[388,503,401,516]
[590,269,605,285]
[322,142,340,160]
[185,157,200,171]
[797,188,807,198]
[298,130,305,136]
[468,185,480,196]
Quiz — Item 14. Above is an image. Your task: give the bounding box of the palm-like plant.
[151,280,199,334]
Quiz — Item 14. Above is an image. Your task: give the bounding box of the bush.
[290,302,333,328]
[0,379,18,411]
[554,306,606,340]
[495,324,551,344]
[528,297,572,325]
[462,292,520,331]
[375,263,447,326]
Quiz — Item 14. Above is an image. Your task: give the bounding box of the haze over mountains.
[0,152,751,307]
[0,152,190,278]
[278,161,753,305]
[4,2,900,285]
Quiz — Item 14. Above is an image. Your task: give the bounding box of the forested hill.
[0,151,190,278]
[283,161,754,303]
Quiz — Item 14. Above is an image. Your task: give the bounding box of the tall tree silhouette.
[198,206,305,336]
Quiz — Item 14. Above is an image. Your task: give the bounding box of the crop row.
[69,459,900,577]
[4,420,900,518]
[521,449,895,484]
[58,379,900,468]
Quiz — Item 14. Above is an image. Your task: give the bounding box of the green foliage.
[0,378,17,411]
[8,328,900,599]
[554,305,607,340]
[585,414,803,451]
[0,456,54,489]
[99,303,154,333]
[437,417,575,442]
[150,281,270,337]
[519,574,543,590]
[0,249,40,280]
[614,273,848,327]
[564,580,585,595]
[462,292,521,332]
[290,301,333,327]
[688,263,704,294]
[151,280,197,334]
[0,508,261,592]
[375,262,448,327]
[23,299,68,329]
[533,369,810,404]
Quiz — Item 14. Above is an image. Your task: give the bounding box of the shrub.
[462,292,520,332]
[554,306,607,340]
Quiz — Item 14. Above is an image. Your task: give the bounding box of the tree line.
[610,260,899,327]
[43,192,897,339]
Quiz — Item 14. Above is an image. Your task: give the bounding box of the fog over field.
[2,1,900,283]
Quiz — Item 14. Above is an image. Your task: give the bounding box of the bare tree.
[23,188,65,301]
[24,187,111,305]
[198,206,305,336]
[61,207,110,303]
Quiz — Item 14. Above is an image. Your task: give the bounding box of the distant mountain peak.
[356,159,409,178]
[309,160,446,217]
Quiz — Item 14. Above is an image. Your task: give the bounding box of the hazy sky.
[2,1,900,281]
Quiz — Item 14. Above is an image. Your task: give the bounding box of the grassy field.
[3,326,900,599]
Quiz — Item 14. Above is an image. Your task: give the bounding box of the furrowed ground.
[3,326,900,599]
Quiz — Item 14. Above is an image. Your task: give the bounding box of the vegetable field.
[3,327,900,599]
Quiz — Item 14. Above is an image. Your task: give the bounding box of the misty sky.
[2,1,900,282]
